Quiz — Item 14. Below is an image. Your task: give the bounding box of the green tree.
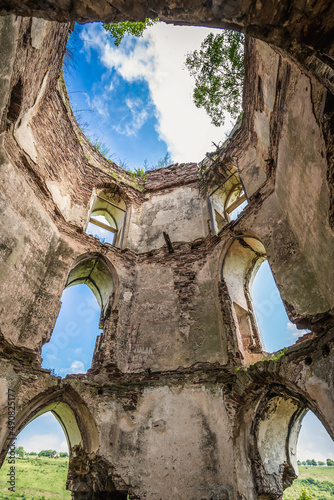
[318,461,325,466]
[185,30,244,127]
[103,19,158,47]
[327,458,334,466]
[297,490,313,500]
[17,446,25,458]
[38,449,56,457]
[60,452,69,458]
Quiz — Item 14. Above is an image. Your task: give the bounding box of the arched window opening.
[222,236,266,364]
[86,189,126,248]
[0,411,70,498]
[222,237,309,362]
[254,395,334,499]
[283,410,334,499]
[256,395,305,494]
[226,184,248,221]
[42,256,114,376]
[41,285,102,376]
[208,168,248,234]
[251,260,311,353]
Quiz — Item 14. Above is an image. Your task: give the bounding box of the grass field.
[283,466,334,499]
[0,456,71,499]
[0,458,333,499]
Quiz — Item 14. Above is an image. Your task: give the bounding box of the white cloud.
[16,412,69,453]
[297,411,334,462]
[81,22,234,162]
[69,360,85,373]
[286,321,309,339]
[43,352,59,361]
[113,97,149,136]
[297,447,329,463]
[16,433,68,453]
[59,360,85,376]
[60,440,68,451]
[92,94,110,118]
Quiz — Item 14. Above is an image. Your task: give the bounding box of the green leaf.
[103,18,159,46]
[185,30,244,127]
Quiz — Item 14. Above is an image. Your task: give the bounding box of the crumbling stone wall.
[1,0,333,97]
[0,5,333,500]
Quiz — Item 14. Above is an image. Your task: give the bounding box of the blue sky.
[41,285,102,376]
[64,22,234,169]
[252,260,309,353]
[14,20,333,471]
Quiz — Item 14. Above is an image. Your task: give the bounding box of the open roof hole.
[251,260,311,353]
[63,22,243,171]
[41,284,102,377]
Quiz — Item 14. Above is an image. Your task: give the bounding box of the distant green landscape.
[0,456,70,499]
[0,455,333,499]
[284,466,334,499]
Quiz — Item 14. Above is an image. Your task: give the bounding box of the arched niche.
[252,390,334,498]
[26,402,83,451]
[222,235,267,362]
[86,188,127,248]
[66,254,116,318]
[256,396,305,479]
[0,389,99,467]
[252,392,306,498]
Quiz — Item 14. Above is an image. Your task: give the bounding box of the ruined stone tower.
[0,1,333,498]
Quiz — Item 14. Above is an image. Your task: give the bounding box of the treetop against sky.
[64,22,235,170]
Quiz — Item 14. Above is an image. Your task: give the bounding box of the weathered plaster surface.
[0,6,333,500]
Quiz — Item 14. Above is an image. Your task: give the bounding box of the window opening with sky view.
[1,16,333,500]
